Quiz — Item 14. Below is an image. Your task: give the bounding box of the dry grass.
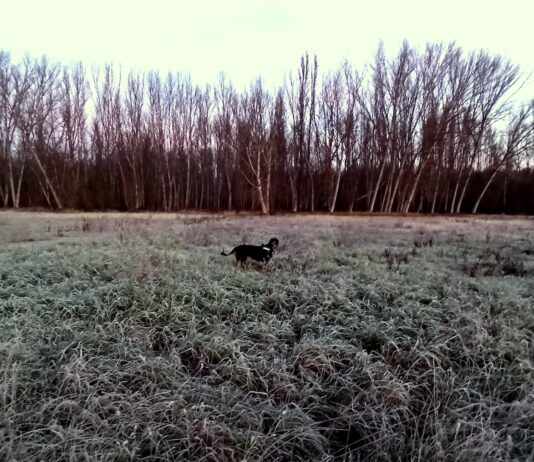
[1,211,533,461]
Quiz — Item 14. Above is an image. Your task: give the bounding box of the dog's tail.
[221,247,236,256]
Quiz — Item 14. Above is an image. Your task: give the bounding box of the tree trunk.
[472,168,500,214]
[430,165,442,214]
[387,170,402,213]
[308,166,315,212]
[258,184,268,214]
[117,161,130,210]
[0,181,7,207]
[161,172,168,211]
[503,172,508,211]
[13,161,25,209]
[265,154,272,212]
[455,168,473,214]
[329,169,342,213]
[225,164,232,210]
[255,153,268,215]
[449,175,461,214]
[8,156,26,209]
[33,152,63,209]
[369,158,386,212]
[185,154,191,208]
[289,174,297,212]
[402,156,430,213]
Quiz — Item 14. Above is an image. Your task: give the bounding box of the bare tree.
[286,53,318,211]
[122,71,146,209]
[25,57,63,209]
[452,52,521,213]
[269,89,289,211]
[0,54,34,208]
[472,102,534,212]
[58,63,89,206]
[317,68,357,213]
[214,74,237,210]
[236,80,272,214]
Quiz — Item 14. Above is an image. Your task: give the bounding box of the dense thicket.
[1,42,533,213]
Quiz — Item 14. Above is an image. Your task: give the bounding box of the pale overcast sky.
[1,0,533,98]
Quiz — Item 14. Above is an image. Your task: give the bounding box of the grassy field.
[1,211,533,461]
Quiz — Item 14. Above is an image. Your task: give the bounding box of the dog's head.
[266,237,279,250]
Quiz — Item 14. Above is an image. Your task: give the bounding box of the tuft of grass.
[461,231,529,278]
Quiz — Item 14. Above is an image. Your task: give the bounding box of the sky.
[1,0,533,99]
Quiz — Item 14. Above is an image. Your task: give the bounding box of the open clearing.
[1,212,533,461]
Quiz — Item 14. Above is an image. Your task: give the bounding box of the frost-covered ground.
[1,212,533,461]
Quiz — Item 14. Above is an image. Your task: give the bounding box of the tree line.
[1,42,533,214]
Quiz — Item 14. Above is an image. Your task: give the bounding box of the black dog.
[221,237,279,267]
